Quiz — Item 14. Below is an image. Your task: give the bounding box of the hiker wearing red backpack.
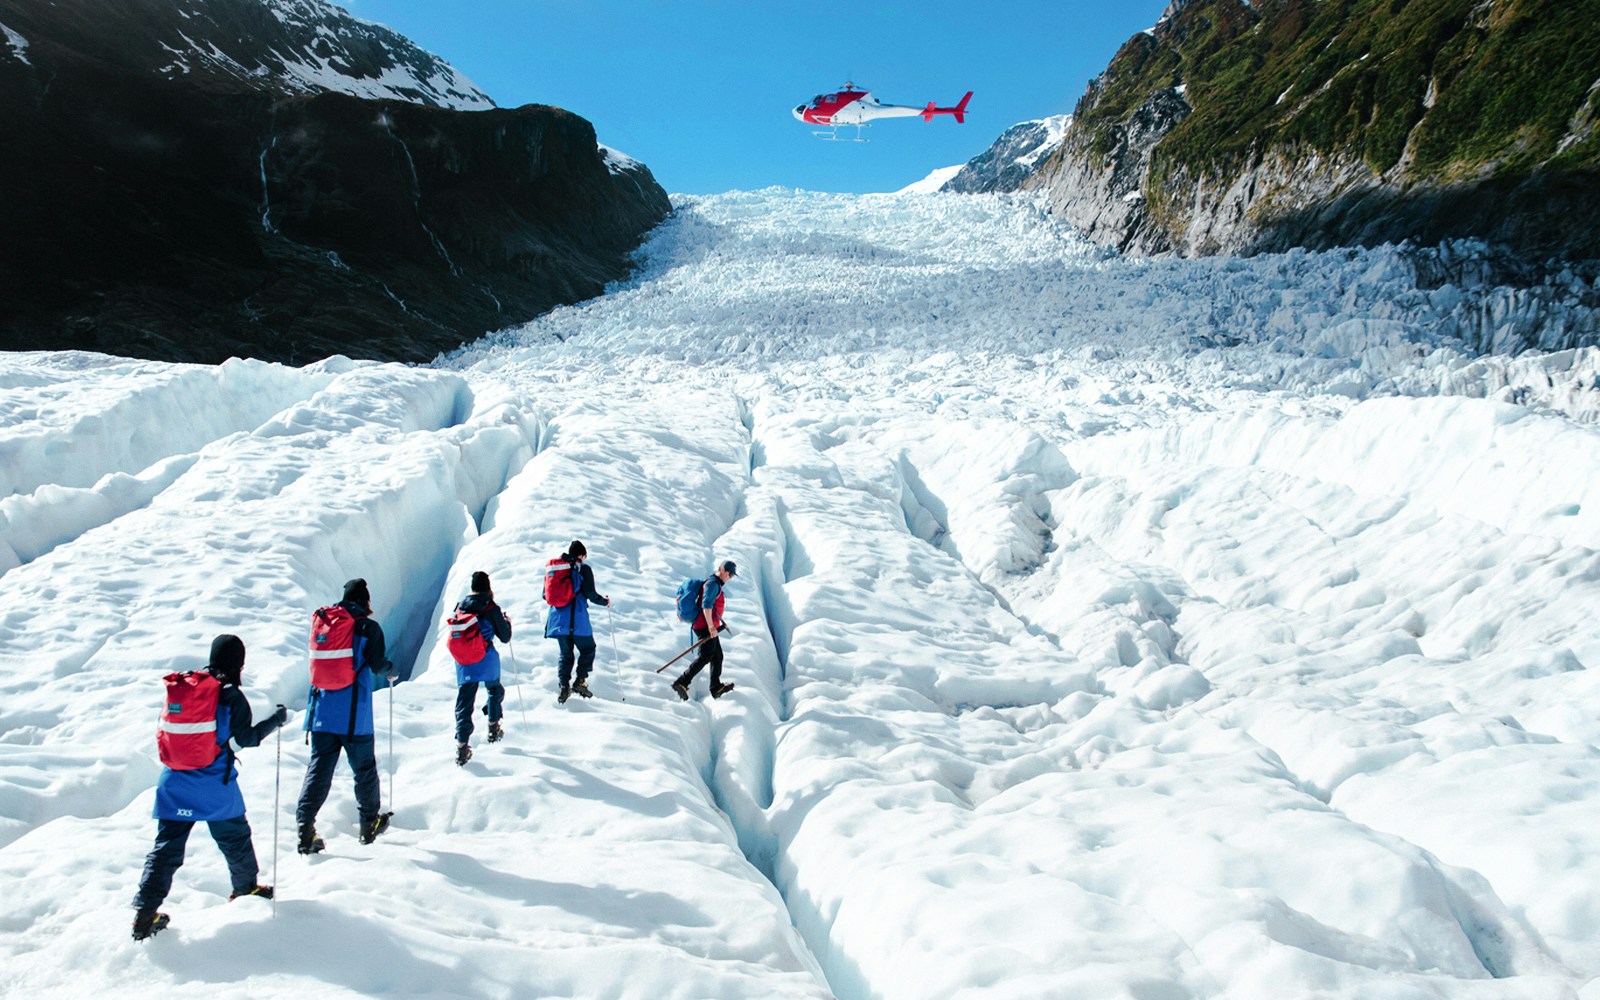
[132,634,288,941]
[448,570,513,766]
[295,578,395,855]
[543,540,611,704]
[672,560,737,701]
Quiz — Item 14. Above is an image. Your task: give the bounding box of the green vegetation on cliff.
[1077,0,1600,185]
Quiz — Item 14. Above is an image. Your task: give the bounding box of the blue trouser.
[296,732,381,827]
[133,815,258,910]
[554,634,596,687]
[678,627,723,688]
[455,681,504,743]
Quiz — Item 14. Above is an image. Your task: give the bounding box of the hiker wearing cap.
[132,635,289,941]
[296,578,395,854]
[672,560,737,701]
[543,540,611,704]
[450,571,513,766]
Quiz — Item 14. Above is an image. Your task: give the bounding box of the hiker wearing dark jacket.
[452,570,513,765]
[295,578,394,855]
[132,634,288,941]
[673,560,737,701]
[543,539,611,703]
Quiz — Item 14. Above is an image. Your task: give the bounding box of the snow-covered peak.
[252,0,492,108]
[897,164,963,194]
[940,113,1072,194]
[3,0,493,110]
[601,144,643,176]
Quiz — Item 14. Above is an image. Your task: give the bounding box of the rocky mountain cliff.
[1021,0,1600,262]
[0,0,671,364]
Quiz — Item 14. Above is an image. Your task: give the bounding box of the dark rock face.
[0,0,671,364]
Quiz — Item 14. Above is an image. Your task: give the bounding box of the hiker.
[543,539,611,703]
[673,560,737,701]
[296,577,395,854]
[449,570,513,766]
[132,634,288,941]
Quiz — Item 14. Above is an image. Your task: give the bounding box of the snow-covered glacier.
[2,189,1598,999]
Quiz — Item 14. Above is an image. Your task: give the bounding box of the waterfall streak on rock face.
[258,139,275,233]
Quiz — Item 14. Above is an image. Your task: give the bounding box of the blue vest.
[306,630,380,736]
[154,701,245,821]
[456,640,501,685]
[544,563,595,638]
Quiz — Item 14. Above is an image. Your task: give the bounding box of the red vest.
[309,605,358,690]
[543,557,576,608]
[158,672,223,770]
[446,609,488,664]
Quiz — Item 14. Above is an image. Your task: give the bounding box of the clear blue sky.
[332,1,1174,195]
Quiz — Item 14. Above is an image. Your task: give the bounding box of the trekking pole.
[605,605,626,702]
[387,679,395,815]
[272,722,281,917]
[508,640,528,725]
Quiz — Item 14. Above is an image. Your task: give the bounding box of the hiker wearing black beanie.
[295,578,395,856]
[448,570,513,766]
[132,635,288,941]
[542,540,611,703]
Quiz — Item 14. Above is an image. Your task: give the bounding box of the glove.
[271,704,289,728]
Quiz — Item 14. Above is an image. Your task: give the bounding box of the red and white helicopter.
[793,82,973,141]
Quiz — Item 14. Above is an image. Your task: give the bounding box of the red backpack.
[445,608,489,664]
[309,605,357,690]
[543,557,576,608]
[158,671,223,770]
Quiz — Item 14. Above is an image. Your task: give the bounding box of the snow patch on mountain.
[255,0,492,108]
[898,164,963,194]
[1,20,30,64]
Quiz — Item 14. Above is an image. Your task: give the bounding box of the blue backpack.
[674,577,709,623]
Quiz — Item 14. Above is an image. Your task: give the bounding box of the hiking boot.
[131,909,170,941]
[671,678,689,701]
[711,682,735,699]
[558,685,571,704]
[486,722,504,743]
[297,824,325,856]
[230,884,274,901]
[456,742,473,766]
[572,679,593,699]
[359,812,392,845]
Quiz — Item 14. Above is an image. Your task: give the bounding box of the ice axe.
[653,623,733,674]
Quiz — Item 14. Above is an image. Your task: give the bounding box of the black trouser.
[455,680,505,742]
[554,634,596,687]
[133,815,258,910]
[678,626,723,688]
[296,732,381,827]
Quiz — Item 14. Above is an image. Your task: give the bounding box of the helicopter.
[793,82,972,141]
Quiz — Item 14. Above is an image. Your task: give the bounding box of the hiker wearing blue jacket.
[295,578,394,855]
[544,540,611,704]
[132,634,288,941]
[673,560,737,701]
[452,570,513,766]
